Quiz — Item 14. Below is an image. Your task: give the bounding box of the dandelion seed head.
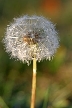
[3,15,59,65]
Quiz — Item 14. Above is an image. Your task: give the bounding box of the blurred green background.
[0,0,72,108]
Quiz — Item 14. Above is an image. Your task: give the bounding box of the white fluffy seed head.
[3,15,59,65]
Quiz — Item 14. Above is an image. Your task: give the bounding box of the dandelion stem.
[31,58,37,108]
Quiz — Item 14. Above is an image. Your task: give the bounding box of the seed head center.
[23,31,40,45]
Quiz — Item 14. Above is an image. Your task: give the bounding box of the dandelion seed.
[3,15,59,65]
[3,15,59,108]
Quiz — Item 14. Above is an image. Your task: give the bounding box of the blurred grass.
[0,97,9,108]
[0,0,72,108]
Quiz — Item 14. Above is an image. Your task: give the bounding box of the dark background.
[0,0,72,108]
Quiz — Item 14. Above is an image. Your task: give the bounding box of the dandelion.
[3,15,59,108]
